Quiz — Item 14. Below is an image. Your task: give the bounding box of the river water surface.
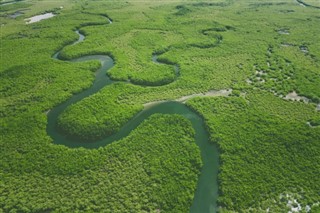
[48,19,219,213]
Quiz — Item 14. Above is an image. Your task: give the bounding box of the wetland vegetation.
[1,0,319,212]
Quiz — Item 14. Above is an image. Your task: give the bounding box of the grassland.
[1,0,320,212]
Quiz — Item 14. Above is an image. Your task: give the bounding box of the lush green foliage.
[187,90,320,212]
[0,1,31,12]
[57,83,143,140]
[1,0,320,212]
[54,0,320,142]
[1,114,201,212]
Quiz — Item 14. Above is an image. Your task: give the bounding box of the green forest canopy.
[1,0,319,212]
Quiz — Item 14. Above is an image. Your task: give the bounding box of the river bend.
[47,17,219,213]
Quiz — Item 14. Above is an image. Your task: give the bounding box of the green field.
[1,0,320,212]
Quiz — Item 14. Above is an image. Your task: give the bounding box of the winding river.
[48,18,219,213]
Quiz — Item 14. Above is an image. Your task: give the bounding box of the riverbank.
[47,19,220,212]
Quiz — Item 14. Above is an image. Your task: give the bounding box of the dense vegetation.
[57,83,143,141]
[1,114,201,212]
[53,0,320,136]
[1,0,319,212]
[187,91,320,212]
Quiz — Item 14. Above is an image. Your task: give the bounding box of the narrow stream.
[0,0,17,6]
[47,17,219,213]
[296,0,320,9]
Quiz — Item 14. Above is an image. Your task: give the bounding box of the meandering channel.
[48,17,219,213]
[296,0,320,9]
